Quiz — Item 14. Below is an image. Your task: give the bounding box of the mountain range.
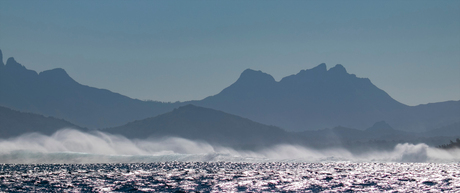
[0,49,459,133]
[194,64,460,131]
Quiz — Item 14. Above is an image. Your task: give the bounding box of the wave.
[0,129,459,164]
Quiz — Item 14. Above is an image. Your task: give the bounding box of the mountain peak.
[328,64,347,74]
[237,69,276,84]
[39,68,77,85]
[4,57,33,74]
[6,57,22,68]
[313,63,327,72]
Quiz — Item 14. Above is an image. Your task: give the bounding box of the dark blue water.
[1,162,459,192]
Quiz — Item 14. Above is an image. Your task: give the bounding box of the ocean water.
[1,130,460,192]
[1,162,459,192]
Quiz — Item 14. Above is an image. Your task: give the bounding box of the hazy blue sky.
[1,0,459,105]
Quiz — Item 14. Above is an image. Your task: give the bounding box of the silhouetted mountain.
[0,106,84,138]
[194,64,460,132]
[0,50,181,129]
[1,49,459,133]
[103,104,294,148]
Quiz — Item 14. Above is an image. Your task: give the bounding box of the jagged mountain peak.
[199,63,408,131]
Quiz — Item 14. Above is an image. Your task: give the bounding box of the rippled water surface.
[1,162,459,192]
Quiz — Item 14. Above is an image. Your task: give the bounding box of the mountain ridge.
[195,63,412,131]
[1,49,458,132]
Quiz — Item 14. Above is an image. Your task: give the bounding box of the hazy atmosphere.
[1,0,459,105]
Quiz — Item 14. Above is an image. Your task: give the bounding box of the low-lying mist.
[0,129,458,164]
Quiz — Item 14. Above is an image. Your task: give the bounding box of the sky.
[0,0,459,106]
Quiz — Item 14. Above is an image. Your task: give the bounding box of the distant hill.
[103,104,294,148]
[0,106,84,138]
[194,64,460,132]
[0,50,181,129]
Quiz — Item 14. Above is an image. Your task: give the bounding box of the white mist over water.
[0,129,459,164]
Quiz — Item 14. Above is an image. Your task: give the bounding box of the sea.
[1,130,459,192]
[1,162,459,192]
